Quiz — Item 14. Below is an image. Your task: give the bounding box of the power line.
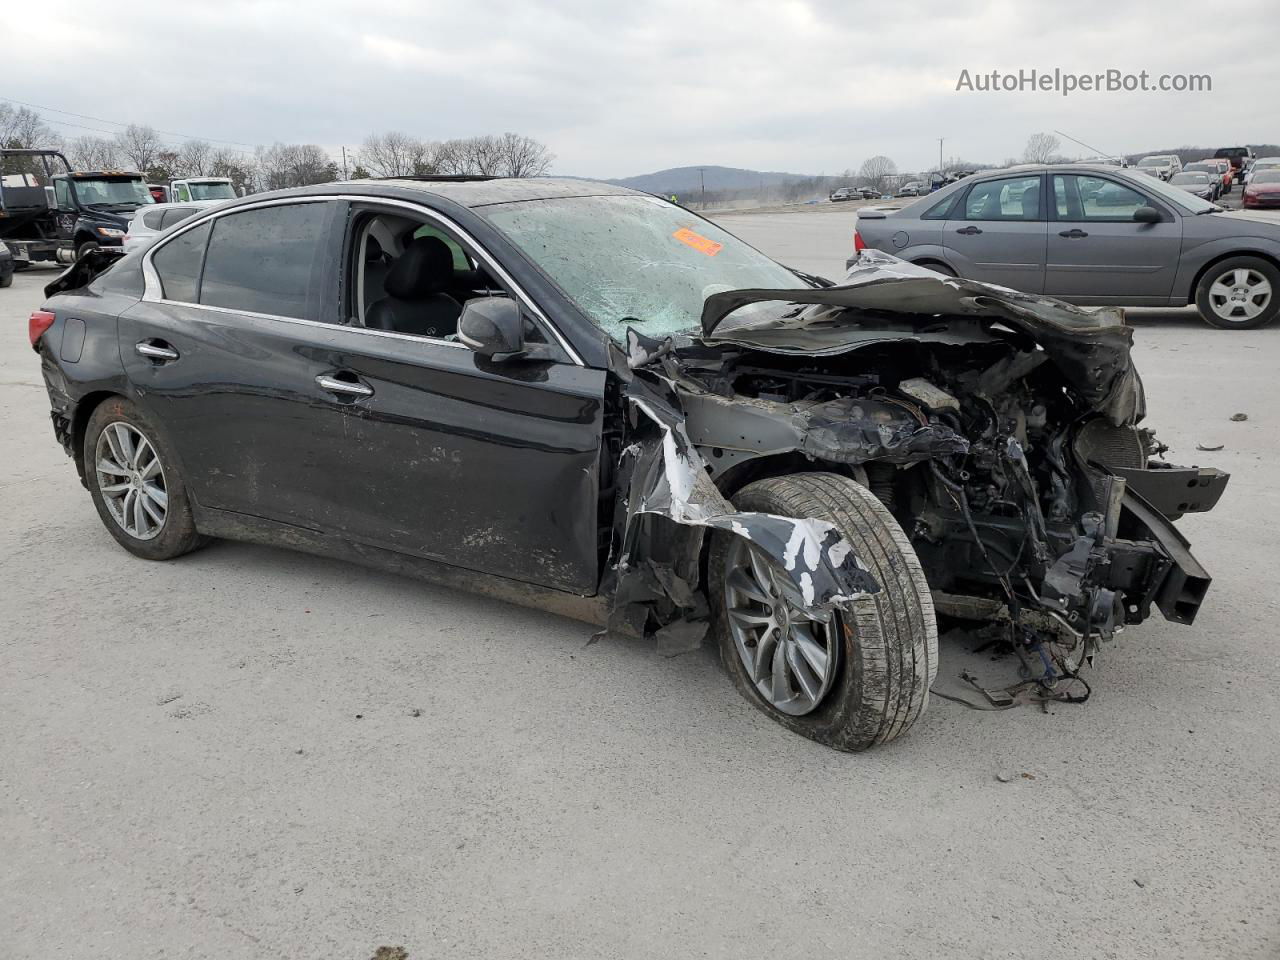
[0,94,257,148]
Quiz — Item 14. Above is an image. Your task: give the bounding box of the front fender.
[1174,234,1280,302]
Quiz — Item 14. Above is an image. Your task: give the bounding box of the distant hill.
[604,165,817,196]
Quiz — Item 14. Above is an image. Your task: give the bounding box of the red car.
[1243,171,1280,208]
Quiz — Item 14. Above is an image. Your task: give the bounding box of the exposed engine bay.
[609,252,1228,704]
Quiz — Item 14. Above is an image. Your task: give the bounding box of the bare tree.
[1022,132,1060,164]
[210,149,254,194]
[114,125,164,174]
[176,139,214,178]
[858,155,898,191]
[65,136,120,170]
[358,131,424,178]
[494,132,553,177]
[0,104,59,149]
[150,150,181,182]
[254,143,338,191]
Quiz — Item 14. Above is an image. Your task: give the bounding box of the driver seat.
[366,236,462,337]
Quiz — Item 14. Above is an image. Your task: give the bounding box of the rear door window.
[160,207,197,229]
[152,222,211,303]
[959,176,1042,221]
[199,202,331,319]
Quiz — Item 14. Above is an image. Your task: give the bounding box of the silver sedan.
[852,164,1280,329]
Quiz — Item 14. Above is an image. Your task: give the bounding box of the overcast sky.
[7,0,1278,177]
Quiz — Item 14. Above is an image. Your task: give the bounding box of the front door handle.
[1058,228,1089,238]
[955,226,983,235]
[316,374,373,398]
[135,340,179,362]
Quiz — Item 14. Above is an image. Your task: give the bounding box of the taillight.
[29,310,55,348]
[853,229,866,253]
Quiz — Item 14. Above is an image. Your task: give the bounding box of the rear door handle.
[316,374,373,398]
[1058,228,1089,238]
[135,340,179,361]
[955,226,983,235]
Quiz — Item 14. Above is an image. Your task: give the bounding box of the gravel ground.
[2,229,1278,959]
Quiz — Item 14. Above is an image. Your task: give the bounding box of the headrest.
[1020,185,1040,219]
[365,235,384,261]
[385,236,454,300]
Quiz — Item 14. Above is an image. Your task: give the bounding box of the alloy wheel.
[723,538,839,716]
[95,421,168,541]
[1208,267,1273,322]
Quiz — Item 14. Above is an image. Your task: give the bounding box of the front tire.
[84,396,204,560]
[1196,257,1279,329]
[709,473,937,751]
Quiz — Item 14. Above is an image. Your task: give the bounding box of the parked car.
[1135,155,1181,180]
[829,187,858,202]
[1213,146,1255,182]
[1182,161,1225,199]
[0,239,13,287]
[1206,159,1234,193]
[123,200,225,253]
[852,163,1280,329]
[1169,172,1218,201]
[895,180,927,197]
[1243,156,1280,185]
[1242,170,1280,209]
[29,177,1227,750]
[147,183,169,204]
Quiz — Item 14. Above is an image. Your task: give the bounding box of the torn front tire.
[709,473,937,751]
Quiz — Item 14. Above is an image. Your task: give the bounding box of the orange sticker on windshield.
[673,227,723,256]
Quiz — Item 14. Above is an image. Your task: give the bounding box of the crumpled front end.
[605,251,1228,699]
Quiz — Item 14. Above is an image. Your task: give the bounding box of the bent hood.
[699,250,1143,425]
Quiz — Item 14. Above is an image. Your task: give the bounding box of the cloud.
[4,0,1277,177]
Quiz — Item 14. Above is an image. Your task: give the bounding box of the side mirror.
[1133,206,1162,224]
[458,296,525,359]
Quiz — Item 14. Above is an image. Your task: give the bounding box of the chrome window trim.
[140,193,585,366]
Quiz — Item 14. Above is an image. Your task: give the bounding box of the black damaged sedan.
[31,177,1228,750]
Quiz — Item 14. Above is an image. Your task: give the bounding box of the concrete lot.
[2,217,1279,959]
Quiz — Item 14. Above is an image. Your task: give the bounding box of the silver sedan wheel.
[723,538,839,716]
[1208,267,1273,322]
[95,421,168,541]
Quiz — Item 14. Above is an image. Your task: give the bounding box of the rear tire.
[1196,256,1279,329]
[709,473,937,751]
[84,396,205,561]
[0,272,11,288]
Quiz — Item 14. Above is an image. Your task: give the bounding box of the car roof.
[358,176,637,207]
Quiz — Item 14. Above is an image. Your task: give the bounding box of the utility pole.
[938,138,945,173]
[700,166,705,205]
[341,146,349,181]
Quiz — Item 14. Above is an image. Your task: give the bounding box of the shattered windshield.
[479,194,806,339]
